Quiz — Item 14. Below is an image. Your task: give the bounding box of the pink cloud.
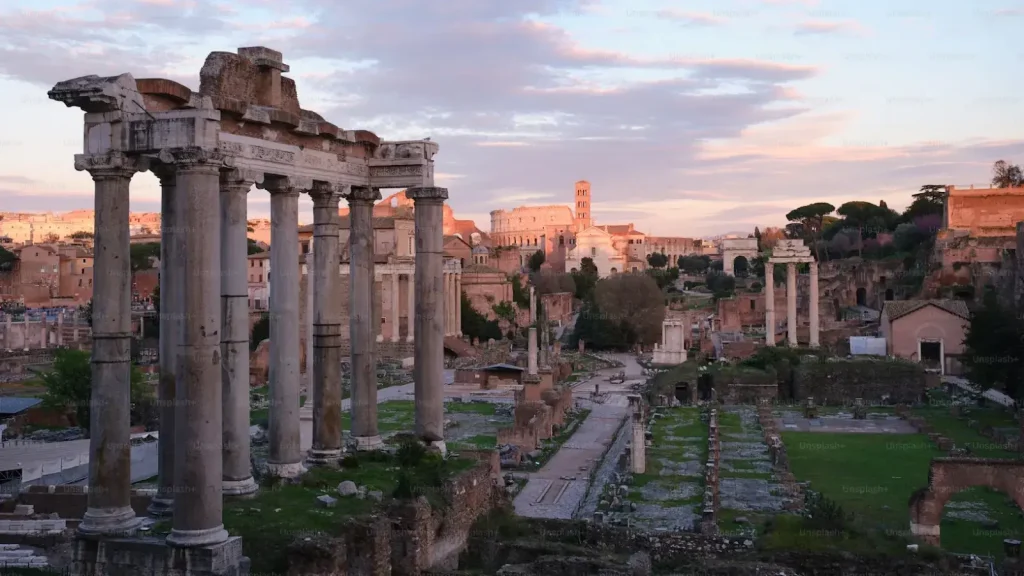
[654,10,728,26]
[793,19,864,35]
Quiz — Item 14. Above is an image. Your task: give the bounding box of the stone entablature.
[766,240,819,348]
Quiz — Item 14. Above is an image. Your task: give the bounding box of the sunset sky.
[0,0,1020,236]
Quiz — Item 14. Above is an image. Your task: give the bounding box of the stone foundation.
[70,536,249,576]
[794,358,927,404]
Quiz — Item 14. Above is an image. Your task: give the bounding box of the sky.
[0,0,1021,237]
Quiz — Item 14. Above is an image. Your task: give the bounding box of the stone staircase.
[0,544,49,569]
[443,336,477,358]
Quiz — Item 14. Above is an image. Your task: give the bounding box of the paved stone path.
[513,353,640,519]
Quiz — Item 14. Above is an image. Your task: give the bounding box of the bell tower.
[574,180,591,231]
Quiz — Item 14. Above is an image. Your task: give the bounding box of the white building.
[565,227,642,277]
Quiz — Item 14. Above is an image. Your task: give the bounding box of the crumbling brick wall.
[793,358,926,404]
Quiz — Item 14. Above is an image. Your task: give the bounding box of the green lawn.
[783,431,1024,556]
[913,405,1019,459]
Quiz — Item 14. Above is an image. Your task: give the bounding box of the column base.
[456,332,462,338]
[264,461,307,479]
[306,448,343,466]
[78,506,142,538]
[375,334,384,342]
[166,524,231,548]
[222,477,259,498]
[146,495,174,517]
[425,440,447,457]
[351,435,384,451]
[406,336,414,343]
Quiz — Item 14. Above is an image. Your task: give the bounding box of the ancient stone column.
[391,273,400,342]
[406,273,414,343]
[220,169,258,496]
[167,150,230,548]
[809,262,820,348]
[263,177,306,477]
[786,263,797,347]
[528,285,538,374]
[56,312,63,347]
[76,152,143,537]
[455,272,462,338]
[148,164,181,517]
[305,241,314,390]
[347,186,382,450]
[764,263,775,347]
[441,273,450,336]
[630,400,646,474]
[308,184,344,465]
[408,187,448,451]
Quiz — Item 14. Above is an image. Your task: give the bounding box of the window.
[591,247,597,257]
[750,299,756,311]
[78,279,82,287]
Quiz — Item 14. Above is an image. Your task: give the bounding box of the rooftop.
[882,299,970,321]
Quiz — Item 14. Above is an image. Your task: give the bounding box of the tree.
[461,292,502,342]
[992,160,1024,188]
[962,291,1023,401]
[593,273,665,347]
[510,274,530,308]
[571,258,599,300]
[902,185,945,222]
[835,201,899,257]
[130,242,161,271]
[39,349,153,435]
[42,232,60,244]
[82,299,93,327]
[646,266,679,290]
[705,271,736,300]
[531,271,575,295]
[527,250,545,272]
[247,238,264,255]
[571,297,630,350]
[785,203,835,261]
[753,227,762,250]
[677,255,709,274]
[69,231,93,240]
[0,245,17,272]
[250,314,269,352]
[492,301,517,334]
[646,252,668,268]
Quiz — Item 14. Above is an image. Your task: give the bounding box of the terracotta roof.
[463,264,504,274]
[883,299,970,322]
[598,224,643,235]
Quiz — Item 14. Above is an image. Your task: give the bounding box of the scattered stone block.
[337,480,358,497]
[316,495,337,508]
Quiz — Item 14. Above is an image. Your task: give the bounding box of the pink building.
[879,300,969,376]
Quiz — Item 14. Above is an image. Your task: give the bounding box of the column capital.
[344,186,381,204]
[156,147,234,172]
[405,186,448,202]
[309,182,347,206]
[257,175,312,195]
[221,168,264,191]
[74,152,147,179]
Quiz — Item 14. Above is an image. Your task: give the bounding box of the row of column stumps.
[757,400,803,511]
[763,261,819,348]
[76,150,450,547]
[701,408,720,535]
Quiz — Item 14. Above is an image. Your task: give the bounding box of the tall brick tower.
[574,180,591,231]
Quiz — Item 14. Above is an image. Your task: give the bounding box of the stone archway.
[733,255,750,277]
[855,287,866,307]
[697,373,714,401]
[721,238,758,276]
[674,383,692,405]
[885,288,894,301]
[908,458,1024,546]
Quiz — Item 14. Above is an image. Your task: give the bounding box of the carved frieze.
[73,151,148,176]
[250,145,295,164]
[371,165,424,177]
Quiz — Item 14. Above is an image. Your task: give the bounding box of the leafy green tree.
[785,203,835,260]
[492,301,517,334]
[461,292,502,342]
[992,160,1024,188]
[646,267,679,290]
[902,185,945,222]
[962,291,1023,400]
[677,255,709,274]
[130,242,161,271]
[571,257,599,300]
[69,231,93,240]
[593,273,665,347]
[527,250,545,272]
[82,299,93,327]
[705,271,736,300]
[40,349,153,435]
[753,226,762,250]
[247,238,264,255]
[510,274,530,308]
[571,297,631,350]
[0,245,17,272]
[250,313,269,352]
[646,252,668,268]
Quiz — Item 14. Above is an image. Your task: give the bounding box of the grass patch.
[453,434,497,449]
[913,405,1018,459]
[444,401,497,416]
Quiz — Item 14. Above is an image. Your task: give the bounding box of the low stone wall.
[757,402,803,512]
[793,358,927,404]
[286,453,499,576]
[710,366,778,404]
[701,408,720,534]
[17,485,154,520]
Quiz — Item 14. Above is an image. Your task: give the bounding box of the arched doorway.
[697,373,714,401]
[674,383,691,405]
[855,287,866,307]
[733,255,749,277]
[833,298,842,321]
[885,288,894,301]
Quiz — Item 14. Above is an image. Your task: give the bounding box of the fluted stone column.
[149,164,181,516]
[263,177,306,478]
[406,274,414,343]
[764,263,775,347]
[455,272,462,338]
[347,186,383,450]
[76,152,143,537]
[220,169,258,496]
[308,184,344,465]
[408,187,448,451]
[167,151,229,548]
[391,273,400,342]
[441,273,449,336]
[809,262,820,348]
[786,263,797,347]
